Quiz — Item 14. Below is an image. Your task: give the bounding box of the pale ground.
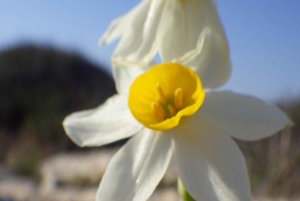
[0,150,299,201]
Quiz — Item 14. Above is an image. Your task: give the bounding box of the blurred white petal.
[171,27,207,65]
[169,116,251,201]
[158,0,225,62]
[100,0,229,76]
[96,128,172,201]
[99,0,149,46]
[197,91,292,141]
[63,94,142,147]
[99,16,126,47]
[186,29,230,89]
[113,0,165,65]
[172,26,231,89]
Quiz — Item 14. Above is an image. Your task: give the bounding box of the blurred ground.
[0,150,300,201]
[0,45,299,200]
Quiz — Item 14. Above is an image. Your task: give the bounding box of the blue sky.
[1,0,299,102]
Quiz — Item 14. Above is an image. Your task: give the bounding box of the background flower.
[113,27,231,94]
[100,0,230,89]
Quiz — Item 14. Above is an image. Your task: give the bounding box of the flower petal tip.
[287,118,294,127]
[98,38,106,47]
[279,110,294,127]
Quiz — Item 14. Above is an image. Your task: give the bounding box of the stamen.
[151,102,166,119]
[167,104,176,117]
[156,83,167,104]
[174,88,183,110]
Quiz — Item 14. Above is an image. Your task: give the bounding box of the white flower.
[63,30,292,201]
[100,0,229,88]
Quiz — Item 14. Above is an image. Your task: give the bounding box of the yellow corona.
[128,63,205,131]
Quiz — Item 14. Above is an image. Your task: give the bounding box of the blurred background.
[0,0,299,200]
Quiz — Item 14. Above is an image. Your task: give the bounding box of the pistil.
[152,83,184,119]
[168,104,176,117]
[156,83,167,104]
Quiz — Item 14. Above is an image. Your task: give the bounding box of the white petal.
[197,91,292,141]
[99,16,126,47]
[169,117,251,201]
[63,94,142,147]
[158,0,225,62]
[96,129,172,201]
[171,27,207,65]
[182,27,231,89]
[112,0,165,66]
[99,0,150,46]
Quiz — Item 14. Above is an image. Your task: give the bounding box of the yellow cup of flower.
[128,63,205,131]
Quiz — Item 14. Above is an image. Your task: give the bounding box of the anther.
[156,83,167,104]
[151,102,166,119]
[174,88,183,110]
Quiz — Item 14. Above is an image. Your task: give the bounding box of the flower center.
[151,83,183,119]
[128,63,205,131]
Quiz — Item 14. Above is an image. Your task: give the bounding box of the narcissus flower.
[100,0,228,81]
[63,62,291,201]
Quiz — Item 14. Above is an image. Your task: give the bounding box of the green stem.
[177,178,196,201]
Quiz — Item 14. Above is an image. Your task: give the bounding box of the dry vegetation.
[238,99,300,197]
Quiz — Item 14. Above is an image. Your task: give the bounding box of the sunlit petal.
[63,94,142,147]
[169,116,251,201]
[96,128,172,201]
[197,91,292,141]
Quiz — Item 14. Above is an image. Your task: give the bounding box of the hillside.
[0,45,116,174]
